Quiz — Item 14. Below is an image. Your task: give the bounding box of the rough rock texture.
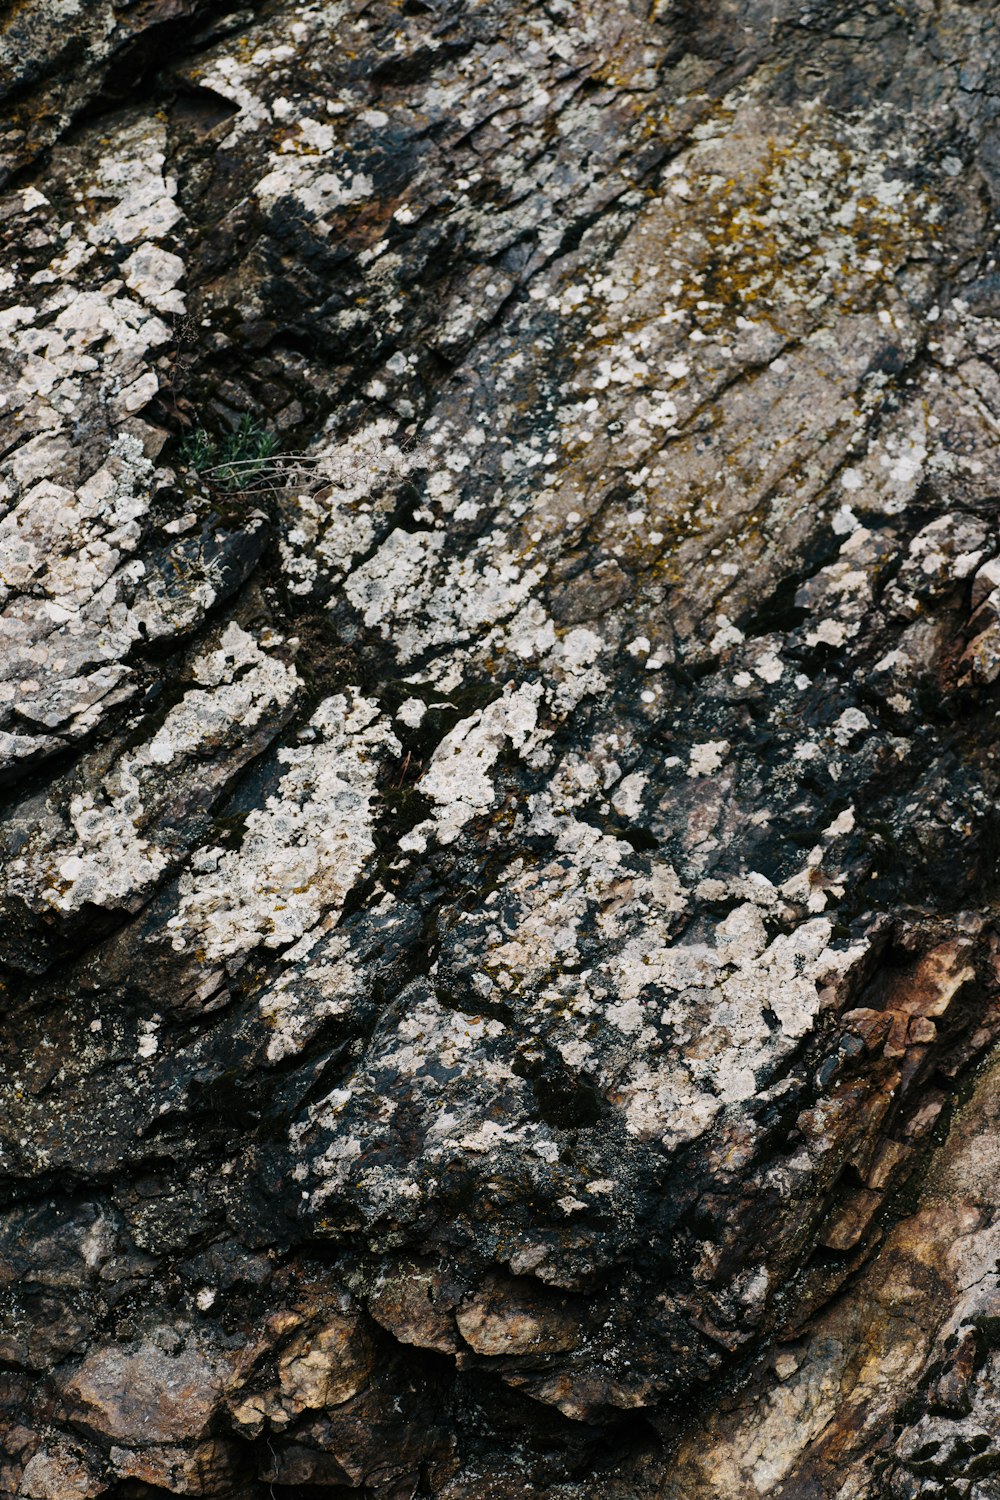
[3,0,1000,1495]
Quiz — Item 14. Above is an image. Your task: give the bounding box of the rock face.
[3,0,1000,1495]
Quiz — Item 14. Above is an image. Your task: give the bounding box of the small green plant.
[178,415,279,491]
[176,426,217,472]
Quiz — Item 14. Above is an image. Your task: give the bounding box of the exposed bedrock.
[2,0,1000,1495]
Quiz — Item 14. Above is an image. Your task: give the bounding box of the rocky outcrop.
[3,0,1000,1495]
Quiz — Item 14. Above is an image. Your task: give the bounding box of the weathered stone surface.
[60,1335,230,1443]
[455,1276,581,1358]
[3,0,1000,1495]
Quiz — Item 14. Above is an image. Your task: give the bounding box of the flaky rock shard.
[3,0,1000,1496]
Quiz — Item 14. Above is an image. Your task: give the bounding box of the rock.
[18,1445,104,1500]
[4,0,1000,1495]
[818,1188,885,1252]
[59,1334,231,1444]
[277,1313,374,1412]
[455,1277,581,1357]
[367,1257,463,1354]
[107,1438,242,1497]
